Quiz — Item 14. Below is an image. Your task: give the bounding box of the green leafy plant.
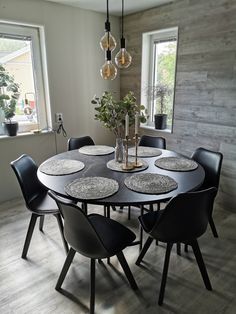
[91,91,147,138]
[0,64,20,122]
[146,83,171,114]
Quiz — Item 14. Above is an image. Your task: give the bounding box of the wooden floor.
[0,200,235,314]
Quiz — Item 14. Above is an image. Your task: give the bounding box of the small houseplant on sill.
[91,91,147,162]
[147,83,171,130]
[0,65,20,136]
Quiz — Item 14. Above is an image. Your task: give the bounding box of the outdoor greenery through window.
[0,22,50,136]
[141,27,178,131]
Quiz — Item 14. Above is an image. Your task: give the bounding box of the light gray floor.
[0,200,235,314]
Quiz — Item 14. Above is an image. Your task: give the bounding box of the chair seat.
[89,214,136,255]
[139,210,163,233]
[29,192,59,215]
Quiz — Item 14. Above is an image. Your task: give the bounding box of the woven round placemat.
[106,158,149,173]
[65,177,119,200]
[39,159,85,176]
[155,157,198,171]
[124,173,178,194]
[79,145,114,156]
[128,146,162,157]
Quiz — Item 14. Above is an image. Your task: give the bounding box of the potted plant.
[147,83,171,130]
[0,65,20,136]
[91,91,147,161]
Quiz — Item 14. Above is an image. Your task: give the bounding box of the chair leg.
[117,251,138,290]
[176,242,181,256]
[184,244,189,252]
[158,242,173,306]
[139,225,143,252]
[209,216,218,238]
[128,206,131,220]
[107,206,110,219]
[139,205,144,251]
[111,206,116,211]
[56,247,76,290]
[39,216,44,232]
[90,259,96,314]
[136,236,153,266]
[54,214,69,254]
[82,203,87,215]
[22,213,38,259]
[191,240,212,291]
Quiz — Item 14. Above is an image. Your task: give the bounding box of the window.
[0,22,51,135]
[141,27,178,131]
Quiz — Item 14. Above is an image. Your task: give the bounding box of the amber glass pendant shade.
[100,0,117,52]
[115,0,132,69]
[100,31,117,51]
[100,49,117,80]
[115,38,132,69]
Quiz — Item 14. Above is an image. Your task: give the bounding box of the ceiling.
[44,0,174,16]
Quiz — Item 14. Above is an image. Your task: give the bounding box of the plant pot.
[3,121,19,136]
[154,114,167,130]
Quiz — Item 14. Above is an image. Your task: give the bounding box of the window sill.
[141,125,172,134]
[0,130,54,141]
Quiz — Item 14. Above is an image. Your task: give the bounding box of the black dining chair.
[67,136,95,151]
[191,147,223,238]
[136,187,217,306]
[48,191,138,314]
[139,135,166,149]
[10,154,69,258]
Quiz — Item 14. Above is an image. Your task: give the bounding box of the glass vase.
[115,138,124,163]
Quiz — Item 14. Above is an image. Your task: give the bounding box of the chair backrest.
[139,135,166,149]
[191,147,223,190]
[48,191,109,259]
[10,154,45,207]
[150,187,217,242]
[67,136,95,151]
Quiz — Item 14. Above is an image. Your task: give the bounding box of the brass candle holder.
[122,135,134,171]
[133,133,143,168]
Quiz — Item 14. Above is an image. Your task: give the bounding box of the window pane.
[0,36,38,133]
[141,27,178,131]
[152,39,177,127]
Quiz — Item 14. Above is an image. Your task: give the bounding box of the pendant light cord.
[105,0,111,31]
[121,0,124,38]
[107,0,109,22]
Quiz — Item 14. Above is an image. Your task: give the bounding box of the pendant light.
[115,0,132,68]
[100,48,117,80]
[100,0,117,52]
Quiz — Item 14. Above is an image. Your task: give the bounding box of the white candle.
[125,113,129,137]
[135,112,139,134]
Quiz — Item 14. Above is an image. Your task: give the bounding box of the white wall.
[0,0,120,203]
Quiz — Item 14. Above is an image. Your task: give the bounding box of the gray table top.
[37,149,205,206]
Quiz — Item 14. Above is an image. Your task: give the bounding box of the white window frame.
[141,27,178,131]
[0,21,51,134]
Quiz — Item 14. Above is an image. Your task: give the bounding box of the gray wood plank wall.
[120,0,236,212]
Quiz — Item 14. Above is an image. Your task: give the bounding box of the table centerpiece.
[91,91,147,163]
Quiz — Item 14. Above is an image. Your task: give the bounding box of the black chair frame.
[136,188,216,305]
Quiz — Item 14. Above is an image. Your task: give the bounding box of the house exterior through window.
[0,22,51,135]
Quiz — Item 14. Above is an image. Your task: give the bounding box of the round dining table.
[37,148,205,207]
